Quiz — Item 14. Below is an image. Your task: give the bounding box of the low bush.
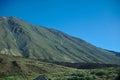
[95,70,109,76]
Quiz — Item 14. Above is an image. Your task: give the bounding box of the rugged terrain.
[0,16,120,64]
[0,54,120,80]
[0,16,120,80]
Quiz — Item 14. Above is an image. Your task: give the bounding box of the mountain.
[0,16,120,64]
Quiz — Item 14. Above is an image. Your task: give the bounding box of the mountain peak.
[0,16,120,64]
[0,16,16,19]
[0,16,7,21]
[0,16,18,22]
[7,16,17,19]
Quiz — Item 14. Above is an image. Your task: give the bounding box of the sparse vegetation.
[0,16,120,65]
[0,17,120,80]
[0,54,120,80]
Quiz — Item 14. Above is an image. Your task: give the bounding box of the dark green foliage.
[95,70,109,76]
[84,76,93,80]
[0,58,3,63]
[67,74,94,80]
[34,75,48,80]
[67,76,82,80]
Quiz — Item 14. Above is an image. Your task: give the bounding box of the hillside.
[0,54,120,80]
[0,54,71,80]
[0,16,120,64]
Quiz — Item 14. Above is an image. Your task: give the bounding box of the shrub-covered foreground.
[34,67,120,80]
[0,55,120,80]
[0,66,120,80]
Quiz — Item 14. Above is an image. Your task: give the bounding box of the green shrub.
[95,70,109,76]
[84,76,93,80]
[71,72,85,77]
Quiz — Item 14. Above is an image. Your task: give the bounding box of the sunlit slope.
[0,16,120,64]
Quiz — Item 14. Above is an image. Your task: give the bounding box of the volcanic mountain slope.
[0,16,120,64]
